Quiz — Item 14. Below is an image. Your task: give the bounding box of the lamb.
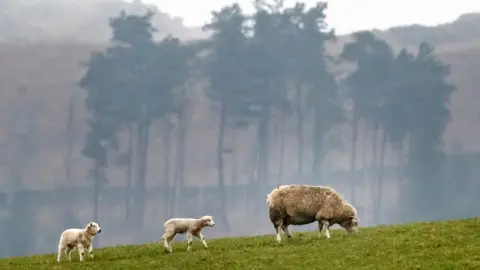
[162,215,215,253]
[56,221,102,263]
[266,184,358,243]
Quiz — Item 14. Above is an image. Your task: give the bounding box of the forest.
[80,1,454,229]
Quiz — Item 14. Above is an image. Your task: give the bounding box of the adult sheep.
[56,221,102,262]
[266,184,358,243]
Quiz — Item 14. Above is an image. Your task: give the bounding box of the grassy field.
[1,218,480,269]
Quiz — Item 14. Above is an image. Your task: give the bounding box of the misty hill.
[372,13,480,50]
[0,0,206,43]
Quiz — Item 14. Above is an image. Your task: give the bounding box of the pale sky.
[141,0,480,34]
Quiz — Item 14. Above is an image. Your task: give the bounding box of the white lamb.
[162,215,215,253]
[56,221,102,263]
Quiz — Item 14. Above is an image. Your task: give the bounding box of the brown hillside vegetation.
[0,10,480,193]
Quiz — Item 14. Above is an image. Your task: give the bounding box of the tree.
[340,31,395,209]
[203,3,251,230]
[249,1,287,187]
[80,10,185,227]
[398,43,455,222]
[272,2,340,183]
[297,3,340,183]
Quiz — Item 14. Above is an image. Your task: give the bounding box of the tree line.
[79,1,455,229]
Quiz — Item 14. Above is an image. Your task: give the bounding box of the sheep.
[56,221,102,263]
[162,215,215,253]
[266,184,358,243]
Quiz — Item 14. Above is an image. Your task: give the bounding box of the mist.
[0,0,479,258]
[0,0,205,43]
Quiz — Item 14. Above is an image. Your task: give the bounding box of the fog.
[0,0,479,258]
[0,0,205,43]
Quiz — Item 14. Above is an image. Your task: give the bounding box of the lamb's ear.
[89,222,93,227]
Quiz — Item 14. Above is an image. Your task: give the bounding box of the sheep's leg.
[274,221,283,243]
[56,246,64,263]
[281,224,292,239]
[186,232,194,251]
[88,244,94,259]
[322,220,331,239]
[66,247,74,261]
[194,232,208,248]
[317,221,323,238]
[77,244,85,262]
[162,231,175,254]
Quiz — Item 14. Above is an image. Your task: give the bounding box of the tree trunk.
[349,115,359,205]
[64,96,75,221]
[370,121,379,224]
[311,98,325,184]
[162,118,172,216]
[217,102,230,231]
[362,121,369,187]
[397,139,404,185]
[173,90,188,216]
[93,164,100,223]
[295,85,304,178]
[247,145,259,212]
[257,100,270,185]
[375,129,388,224]
[133,103,151,228]
[125,123,134,221]
[231,132,238,185]
[255,97,271,220]
[92,160,102,246]
[249,145,259,184]
[278,112,286,183]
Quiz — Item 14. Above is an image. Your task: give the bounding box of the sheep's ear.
[89,222,93,227]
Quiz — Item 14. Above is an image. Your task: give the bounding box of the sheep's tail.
[266,193,272,206]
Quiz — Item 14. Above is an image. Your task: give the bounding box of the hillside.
[1,218,479,269]
[373,13,480,48]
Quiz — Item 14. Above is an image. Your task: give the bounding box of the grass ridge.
[2,218,480,269]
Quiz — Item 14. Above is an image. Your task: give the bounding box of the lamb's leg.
[66,247,74,262]
[77,244,85,262]
[186,232,194,251]
[194,232,208,248]
[162,231,175,254]
[57,245,64,263]
[281,224,292,239]
[88,244,94,259]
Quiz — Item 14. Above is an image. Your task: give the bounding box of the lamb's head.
[338,204,358,233]
[200,215,215,227]
[86,221,102,235]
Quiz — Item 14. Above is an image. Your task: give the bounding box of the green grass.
[1,218,480,269]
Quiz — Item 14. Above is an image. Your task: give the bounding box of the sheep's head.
[339,216,358,233]
[338,203,358,233]
[201,216,215,227]
[86,222,102,235]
